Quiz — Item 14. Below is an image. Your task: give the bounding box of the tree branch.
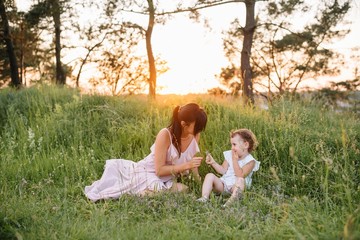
[118,0,266,16]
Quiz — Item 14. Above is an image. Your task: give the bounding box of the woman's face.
[182,121,196,135]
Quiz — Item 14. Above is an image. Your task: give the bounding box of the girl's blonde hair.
[230,129,258,153]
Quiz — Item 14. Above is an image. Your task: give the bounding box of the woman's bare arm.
[154,129,201,177]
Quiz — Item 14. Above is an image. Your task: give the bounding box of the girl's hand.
[205,153,215,165]
[232,150,239,161]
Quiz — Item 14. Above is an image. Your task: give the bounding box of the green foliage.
[311,78,360,112]
[0,86,359,239]
[261,0,350,93]
[268,0,306,16]
[274,31,312,51]
[24,1,52,26]
[220,0,352,97]
[213,65,241,95]
[0,45,11,86]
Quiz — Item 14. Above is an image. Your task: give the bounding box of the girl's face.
[230,134,248,158]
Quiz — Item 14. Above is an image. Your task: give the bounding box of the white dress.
[220,150,260,190]
[84,128,200,202]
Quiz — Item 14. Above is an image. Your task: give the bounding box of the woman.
[84,103,207,202]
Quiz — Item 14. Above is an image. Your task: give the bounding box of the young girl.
[197,129,259,207]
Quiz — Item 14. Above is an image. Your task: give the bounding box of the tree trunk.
[241,0,256,104]
[51,0,66,85]
[20,20,24,85]
[146,0,156,99]
[0,0,21,88]
[76,51,89,88]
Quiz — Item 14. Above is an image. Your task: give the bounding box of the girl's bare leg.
[223,177,245,207]
[201,173,224,199]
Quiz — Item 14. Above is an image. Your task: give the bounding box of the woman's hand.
[189,156,203,168]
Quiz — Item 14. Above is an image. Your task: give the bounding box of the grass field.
[0,85,359,239]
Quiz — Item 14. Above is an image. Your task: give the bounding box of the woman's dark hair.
[168,103,207,154]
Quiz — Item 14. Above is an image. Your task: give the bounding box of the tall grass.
[0,86,359,239]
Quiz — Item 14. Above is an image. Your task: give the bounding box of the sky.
[15,1,360,95]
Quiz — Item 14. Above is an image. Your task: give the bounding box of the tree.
[241,0,256,104]
[220,0,351,101]
[0,3,47,87]
[214,63,242,96]
[112,0,158,99]
[50,0,66,84]
[70,1,110,88]
[25,0,68,85]
[91,25,143,95]
[145,0,156,99]
[10,10,44,86]
[74,33,107,88]
[89,20,168,96]
[256,1,350,96]
[113,0,259,100]
[106,0,172,99]
[0,0,20,88]
[161,0,262,104]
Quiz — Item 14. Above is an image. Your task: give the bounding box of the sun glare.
[153,15,232,95]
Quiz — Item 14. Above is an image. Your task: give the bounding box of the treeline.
[0,0,359,102]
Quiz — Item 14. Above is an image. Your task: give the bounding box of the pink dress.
[84,128,200,202]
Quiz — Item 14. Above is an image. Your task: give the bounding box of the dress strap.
[164,128,180,155]
[164,128,172,141]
